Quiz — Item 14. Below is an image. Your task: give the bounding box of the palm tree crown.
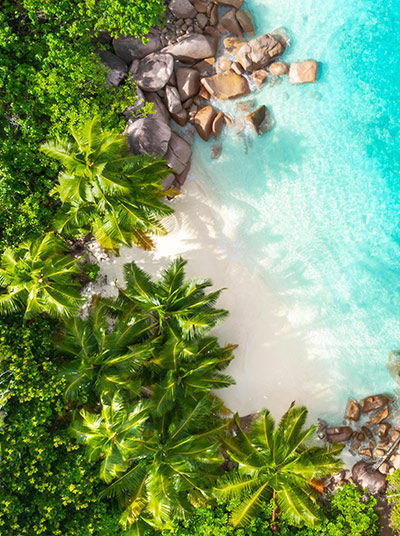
[57,304,154,404]
[215,404,343,529]
[113,257,228,339]
[40,116,173,251]
[0,232,85,319]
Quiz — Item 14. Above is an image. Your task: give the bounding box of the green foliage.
[83,262,100,281]
[0,315,123,536]
[0,232,85,318]
[387,467,400,530]
[156,485,378,536]
[113,257,229,338]
[41,116,173,251]
[21,0,165,38]
[0,1,153,249]
[215,405,344,528]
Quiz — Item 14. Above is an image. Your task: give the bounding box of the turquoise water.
[192,0,400,412]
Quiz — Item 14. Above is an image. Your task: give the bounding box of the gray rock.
[220,10,243,37]
[196,13,209,29]
[164,34,218,62]
[169,0,197,18]
[236,33,285,71]
[176,67,201,100]
[352,461,387,494]
[165,85,183,114]
[113,32,161,63]
[165,132,192,174]
[127,117,172,156]
[326,426,353,443]
[129,59,140,76]
[135,53,174,92]
[144,92,170,123]
[96,50,127,87]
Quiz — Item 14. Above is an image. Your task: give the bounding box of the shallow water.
[191,0,400,416]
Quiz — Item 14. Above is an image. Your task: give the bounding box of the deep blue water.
[192,0,400,413]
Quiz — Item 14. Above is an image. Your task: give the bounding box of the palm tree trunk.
[271,490,280,533]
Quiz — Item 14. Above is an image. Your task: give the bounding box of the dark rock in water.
[135,53,174,92]
[211,143,223,159]
[345,399,360,421]
[352,461,387,494]
[127,117,171,156]
[245,105,274,135]
[369,406,389,425]
[362,394,392,413]
[113,32,161,63]
[96,50,127,87]
[379,423,391,439]
[326,426,353,443]
[165,132,192,175]
[194,105,217,141]
[361,425,374,440]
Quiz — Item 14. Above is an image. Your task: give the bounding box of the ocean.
[191,0,400,415]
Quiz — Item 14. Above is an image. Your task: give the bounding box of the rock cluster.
[95,0,319,192]
[320,393,399,496]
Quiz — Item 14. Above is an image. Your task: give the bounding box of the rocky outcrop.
[144,92,170,123]
[170,108,188,126]
[345,399,361,421]
[236,33,285,71]
[268,61,289,75]
[289,60,318,84]
[352,461,387,494]
[201,71,250,100]
[165,85,182,114]
[212,112,225,138]
[325,426,353,443]
[245,105,272,135]
[127,117,171,156]
[96,50,127,87]
[194,105,217,141]
[220,10,243,37]
[169,0,197,19]
[165,132,192,174]
[113,33,161,63]
[164,34,218,62]
[362,394,392,413]
[249,69,268,87]
[216,0,243,7]
[176,68,200,101]
[134,53,174,91]
[236,9,255,37]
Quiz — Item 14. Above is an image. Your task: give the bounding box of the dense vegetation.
[0,0,163,248]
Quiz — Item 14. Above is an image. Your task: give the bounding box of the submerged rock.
[201,71,250,100]
[245,105,273,135]
[289,60,318,84]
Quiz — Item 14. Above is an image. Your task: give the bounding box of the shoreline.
[89,163,337,422]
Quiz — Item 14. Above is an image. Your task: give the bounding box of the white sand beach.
[89,165,338,422]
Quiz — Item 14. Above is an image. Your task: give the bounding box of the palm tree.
[57,303,154,403]
[0,232,85,319]
[40,116,173,251]
[151,333,236,415]
[97,396,227,534]
[71,392,150,483]
[215,404,343,530]
[112,258,228,339]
